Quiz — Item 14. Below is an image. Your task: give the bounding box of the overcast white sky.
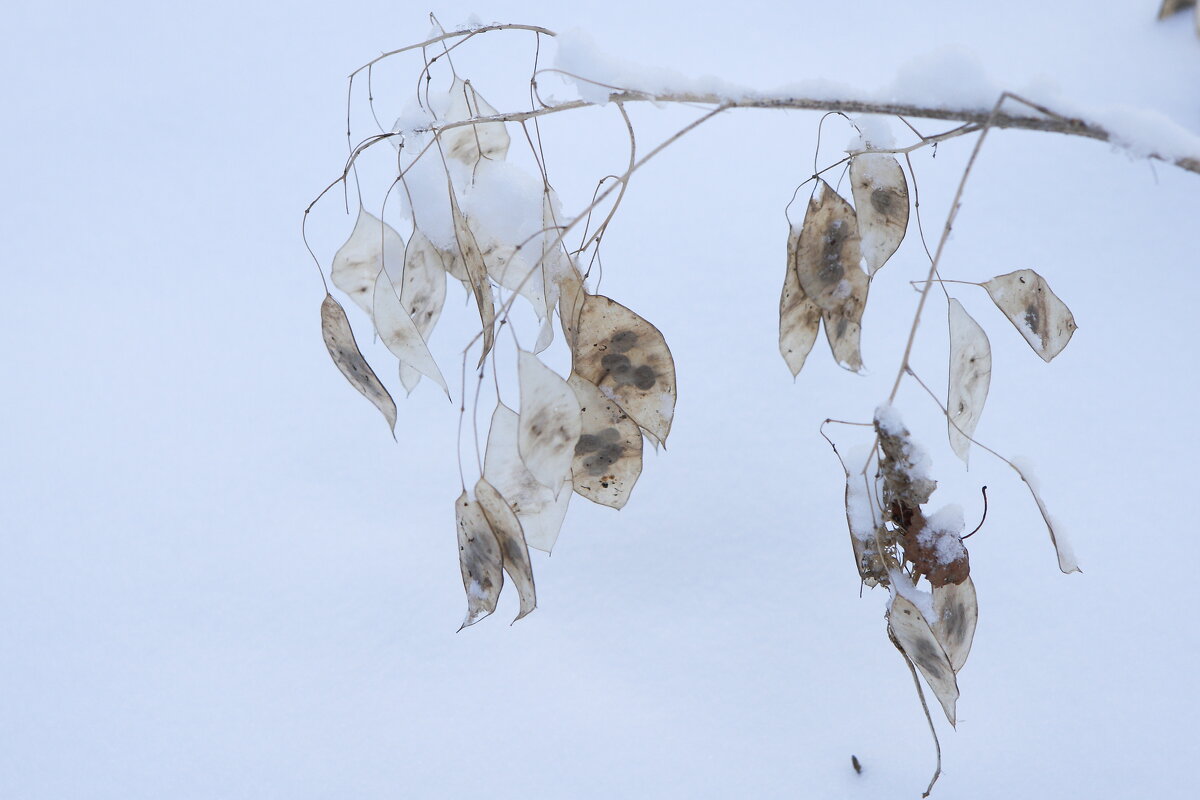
[2,2,1198,798]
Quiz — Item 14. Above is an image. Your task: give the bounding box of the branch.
[411,90,1200,176]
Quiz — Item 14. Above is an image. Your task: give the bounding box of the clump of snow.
[554,28,751,105]
[888,567,935,624]
[847,115,896,151]
[919,504,967,567]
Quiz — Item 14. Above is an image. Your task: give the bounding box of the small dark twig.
[962,486,989,539]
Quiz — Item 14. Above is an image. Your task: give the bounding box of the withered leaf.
[442,78,510,165]
[794,180,869,371]
[572,294,676,446]
[447,186,496,367]
[844,468,889,587]
[455,490,503,629]
[778,224,822,377]
[331,207,406,316]
[849,153,909,275]
[320,293,396,434]
[557,264,586,353]
[567,373,644,509]
[900,506,970,588]
[397,230,449,394]
[372,268,448,396]
[932,576,978,673]
[475,478,536,622]
[481,243,546,317]
[483,404,571,553]
[889,593,960,726]
[983,269,1077,362]
[947,299,992,465]
[875,407,937,508]
[518,351,583,496]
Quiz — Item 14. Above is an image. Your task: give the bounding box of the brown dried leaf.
[778,225,822,377]
[794,180,869,371]
[947,299,992,464]
[331,207,406,316]
[875,407,937,508]
[447,187,496,367]
[475,478,536,622]
[983,269,1077,362]
[518,351,583,495]
[849,153,909,275]
[372,268,448,396]
[320,294,396,434]
[442,78,510,165]
[900,506,970,589]
[572,294,676,446]
[455,490,503,629]
[844,468,889,587]
[932,576,978,673]
[889,593,960,726]
[483,404,571,553]
[397,230,449,394]
[567,373,643,509]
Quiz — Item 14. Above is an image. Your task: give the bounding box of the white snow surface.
[4,3,1199,800]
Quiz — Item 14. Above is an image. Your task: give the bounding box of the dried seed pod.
[441,78,510,164]
[483,404,571,553]
[372,268,448,396]
[475,478,536,623]
[455,490,504,629]
[572,294,676,446]
[567,373,643,509]
[983,269,1077,362]
[447,188,496,367]
[518,351,583,496]
[331,207,406,316]
[794,180,869,371]
[320,294,396,434]
[889,593,960,726]
[849,153,909,275]
[932,576,978,673]
[947,299,992,464]
[778,224,822,377]
[398,230,449,394]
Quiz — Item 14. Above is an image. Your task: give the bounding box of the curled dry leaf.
[442,78,510,165]
[483,404,571,553]
[983,269,1077,362]
[888,593,960,726]
[794,180,869,371]
[455,490,504,629]
[849,153,909,275]
[482,243,547,317]
[932,576,978,673]
[778,224,822,377]
[397,230,449,394]
[331,207,406,316]
[567,373,643,509]
[899,506,970,588]
[947,299,992,465]
[875,407,937,508]
[475,478,537,622]
[572,294,676,446]
[372,268,448,396]
[448,187,496,366]
[518,351,583,496]
[320,294,396,434]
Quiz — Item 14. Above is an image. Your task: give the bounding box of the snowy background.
[3,1,1198,798]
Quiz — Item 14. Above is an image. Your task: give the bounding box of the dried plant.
[303,18,1196,796]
